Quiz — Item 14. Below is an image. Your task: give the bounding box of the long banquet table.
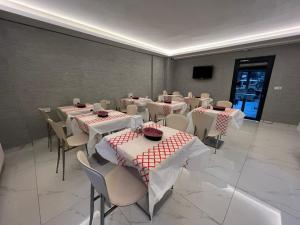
[95,122,209,217]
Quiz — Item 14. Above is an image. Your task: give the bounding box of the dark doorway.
[230,55,275,121]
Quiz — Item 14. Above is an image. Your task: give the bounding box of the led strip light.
[1,0,300,56]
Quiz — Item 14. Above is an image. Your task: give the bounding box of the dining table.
[158,94,182,102]
[186,106,245,135]
[153,100,187,115]
[95,122,209,217]
[69,110,143,151]
[184,97,213,106]
[121,97,153,107]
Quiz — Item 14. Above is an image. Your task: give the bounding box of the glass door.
[230,56,275,121]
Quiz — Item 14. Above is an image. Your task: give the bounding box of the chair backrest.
[146,102,157,121]
[201,93,210,98]
[128,93,133,98]
[166,114,188,131]
[216,100,233,108]
[38,108,50,122]
[73,98,80,105]
[190,98,201,110]
[163,90,168,95]
[48,119,67,142]
[158,95,164,102]
[172,96,183,102]
[127,104,138,115]
[77,151,111,206]
[192,111,214,140]
[115,98,123,111]
[173,91,180,95]
[188,92,193,98]
[93,103,103,112]
[100,100,110,109]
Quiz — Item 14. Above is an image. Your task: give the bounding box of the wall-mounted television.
[193,66,213,79]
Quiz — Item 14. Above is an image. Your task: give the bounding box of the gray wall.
[0,19,166,148]
[172,44,300,125]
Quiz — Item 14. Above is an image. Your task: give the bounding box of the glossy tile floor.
[1,120,300,225]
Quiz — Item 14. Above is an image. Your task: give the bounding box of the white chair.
[190,98,201,110]
[127,104,138,115]
[188,92,193,98]
[38,108,66,152]
[166,114,188,131]
[192,111,221,153]
[147,102,166,124]
[128,93,133,98]
[173,91,180,95]
[100,100,110,109]
[216,100,233,108]
[93,103,103,112]
[0,143,4,174]
[48,119,88,180]
[200,93,210,98]
[73,98,80,105]
[115,99,127,113]
[163,90,168,95]
[77,151,148,225]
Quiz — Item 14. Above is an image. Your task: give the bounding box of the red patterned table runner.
[195,107,236,135]
[133,131,194,185]
[107,123,161,165]
[216,108,236,135]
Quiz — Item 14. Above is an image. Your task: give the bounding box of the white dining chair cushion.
[67,133,88,147]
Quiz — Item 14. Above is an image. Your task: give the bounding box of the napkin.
[73,98,80,105]
[93,103,104,112]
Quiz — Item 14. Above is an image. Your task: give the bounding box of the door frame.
[230,55,276,121]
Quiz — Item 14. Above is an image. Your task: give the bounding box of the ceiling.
[1,0,300,56]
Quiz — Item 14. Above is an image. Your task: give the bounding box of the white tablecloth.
[187,107,245,134]
[70,110,143,151]
[121,97,153,107]
[95,122,209,216]
[184,97,213,105]
[153,101,187,115]
[58,104,93,116]
[158,94,182,102]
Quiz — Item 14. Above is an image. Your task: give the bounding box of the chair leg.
[215,135,220,154]
[89,185,95,225]
[47,124,50,149]
[56,139,60,173]
[100,195,105,225]
[49,128,52,152]
[62,147,66,181]
[85,144,89,156]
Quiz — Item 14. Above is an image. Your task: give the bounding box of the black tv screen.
[193,66,213,79]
